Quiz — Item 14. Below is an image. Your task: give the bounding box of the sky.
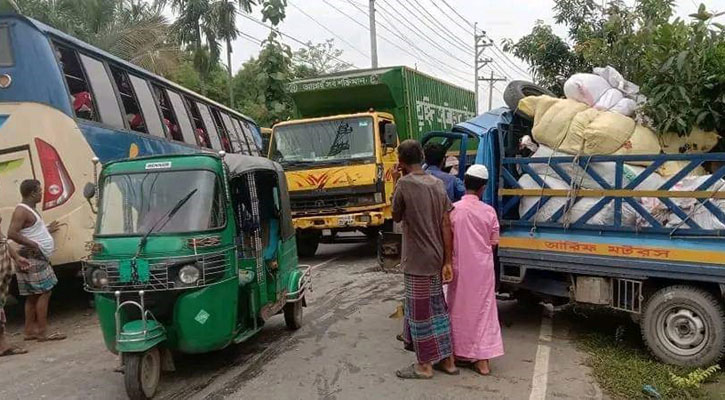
[213,0,724,111]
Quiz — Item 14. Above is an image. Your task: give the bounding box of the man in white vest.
[8,180,65,342]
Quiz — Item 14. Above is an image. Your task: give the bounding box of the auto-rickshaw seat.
[263,219,279,260]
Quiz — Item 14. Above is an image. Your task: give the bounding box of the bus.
[0,14,263,273]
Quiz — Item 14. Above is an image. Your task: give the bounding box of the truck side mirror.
[383,123,398,149]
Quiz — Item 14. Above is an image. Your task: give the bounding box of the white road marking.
[311,256,340,271]
[529,311,553,400]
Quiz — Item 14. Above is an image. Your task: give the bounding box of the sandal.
[37,332,66,342]
[433,362,460,375]
[396,364,433,380]
[0,347,28,357]
[23,336,38,341]
[456,360,490,376]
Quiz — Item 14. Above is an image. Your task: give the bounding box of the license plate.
[338,215,355,226]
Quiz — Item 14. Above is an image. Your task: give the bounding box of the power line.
[425,0,472,36]
[323,0,473,82]
[236,11,358,69]
[407,0,472,51]
[491,43,531,77]
[396,0,472,54]
[239,31,263,46]
[376,0,472,67]
[440,0,474,28]
[288,0,370,59]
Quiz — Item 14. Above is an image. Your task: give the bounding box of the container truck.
[269,67,475,256]
[406,108,725,368]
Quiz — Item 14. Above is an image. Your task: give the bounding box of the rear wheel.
[296,231,320,258]
[124,347,161,400]
[503,81,556,119]
[641,285,725,367]
[284,300,303,330]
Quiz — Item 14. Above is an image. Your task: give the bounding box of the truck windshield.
[97,170,225,235]
[271,116,375,165]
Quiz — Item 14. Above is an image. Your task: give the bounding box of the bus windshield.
[97,170,225,235]
[271,116,375,166]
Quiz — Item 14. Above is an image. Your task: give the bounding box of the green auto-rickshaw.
[81,152,309,400]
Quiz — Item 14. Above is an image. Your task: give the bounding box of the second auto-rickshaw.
[82,152,309,400]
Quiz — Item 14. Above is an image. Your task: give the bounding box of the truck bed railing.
[499,153,725,237]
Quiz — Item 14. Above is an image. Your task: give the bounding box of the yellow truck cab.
[271,67,475,256]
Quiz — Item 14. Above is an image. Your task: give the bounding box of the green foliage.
[505,0,725,137]
[292,39,349,79]
[670,365,721,389]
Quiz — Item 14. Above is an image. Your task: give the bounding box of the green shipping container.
[288,66,476,141]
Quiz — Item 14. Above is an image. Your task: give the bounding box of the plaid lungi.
[16,247,56,296]
[403,274,453,364]
[0,240,13,325]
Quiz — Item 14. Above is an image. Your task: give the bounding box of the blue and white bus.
[0,14,263,269]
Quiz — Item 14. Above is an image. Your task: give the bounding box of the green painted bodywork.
[89,154,303,355]
[288,66,476,141]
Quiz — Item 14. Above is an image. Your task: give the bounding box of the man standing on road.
[447,165,504,375]
[392,139,457,379]
[424,143,465,202]
[8,180,65,342]
[0,214,30,357]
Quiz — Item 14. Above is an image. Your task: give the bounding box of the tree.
[5,0,181,76]
[505,1,725,136]
[292,39,349,79]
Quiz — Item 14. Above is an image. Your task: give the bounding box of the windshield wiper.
[134,188,198,258]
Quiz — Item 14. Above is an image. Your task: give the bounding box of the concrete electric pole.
[369,0,378,68]
[474,24,506,112]
[482,71,507,110]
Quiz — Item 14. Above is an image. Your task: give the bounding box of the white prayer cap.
[465,164,489,180]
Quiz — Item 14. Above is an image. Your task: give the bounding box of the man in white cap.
[446,164,504,375]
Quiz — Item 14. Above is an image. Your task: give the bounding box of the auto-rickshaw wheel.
[124,347,161,400]
[284,300,303,330]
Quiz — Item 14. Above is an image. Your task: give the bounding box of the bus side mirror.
[383,123,398,149]
[83,182,97,214]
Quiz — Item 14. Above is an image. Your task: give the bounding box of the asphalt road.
[0,240,604,400]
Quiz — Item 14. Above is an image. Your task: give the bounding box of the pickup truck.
[411,108,725,368]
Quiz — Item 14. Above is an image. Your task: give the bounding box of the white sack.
[666,175,725,230]
[593,66,640,97]
[564,68,638,116]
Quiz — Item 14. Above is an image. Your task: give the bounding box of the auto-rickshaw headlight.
[90,269,108,288]
[178,265,200,285]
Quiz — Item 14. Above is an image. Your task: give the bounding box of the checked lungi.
[16,247,56,296]
[0,240,14,328]
[402,274,453,364]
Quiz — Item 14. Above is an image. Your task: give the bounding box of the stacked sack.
[515,66,721,228]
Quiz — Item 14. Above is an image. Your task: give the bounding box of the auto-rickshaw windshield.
[97,170,225,235]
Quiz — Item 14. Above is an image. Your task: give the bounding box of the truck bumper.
[293,211,386,230]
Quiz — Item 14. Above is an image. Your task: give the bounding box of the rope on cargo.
[669,178,725,236]
[562,140,590,229]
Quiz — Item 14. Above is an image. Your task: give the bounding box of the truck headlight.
[90,268,108,288]
[178,265,200,285]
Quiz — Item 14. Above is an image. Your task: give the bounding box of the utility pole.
[369,0,378,68]
[474,24,506,112]
[482,71,506,110]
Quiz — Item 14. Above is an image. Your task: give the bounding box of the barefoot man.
[8,179,65,342]
[392,140,457,379]
[447,165,504,375]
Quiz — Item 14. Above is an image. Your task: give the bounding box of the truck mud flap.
[378,232,402,273]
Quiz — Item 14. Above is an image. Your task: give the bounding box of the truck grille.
[291,194,354,211]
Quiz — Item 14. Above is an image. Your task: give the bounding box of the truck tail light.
[35,138,75,210]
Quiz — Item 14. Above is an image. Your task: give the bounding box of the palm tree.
[210,0,255,105]
[5,0,181,77]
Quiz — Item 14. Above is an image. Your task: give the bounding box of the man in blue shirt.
[424,143,465,202]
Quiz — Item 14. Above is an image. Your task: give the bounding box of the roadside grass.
[560,307,723,399]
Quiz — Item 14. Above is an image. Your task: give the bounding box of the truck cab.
[269,112,398,256]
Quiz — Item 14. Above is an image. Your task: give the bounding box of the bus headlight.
[90,269,108,288]
[178,265,200,285]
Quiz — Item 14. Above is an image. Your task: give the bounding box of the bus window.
[220,112,246,154]
[197,103,222,150]
[183,96,211,148]
[210,108,232,152]
[129,75,164,137]
[79,54,124,128]
[0,25,14,67]
[166,90,196,145]
[237,119,261,157]
[109,66,146,134]
[55,44,96,121]
[231,118,251,155]
[151,84,182,141]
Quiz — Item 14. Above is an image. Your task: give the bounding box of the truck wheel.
[361,227,380,239]
[284,300,303,330]
[296,232,319,258]
[641,285,725,368]
[124,347,161,400]
[503,81,555,119]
